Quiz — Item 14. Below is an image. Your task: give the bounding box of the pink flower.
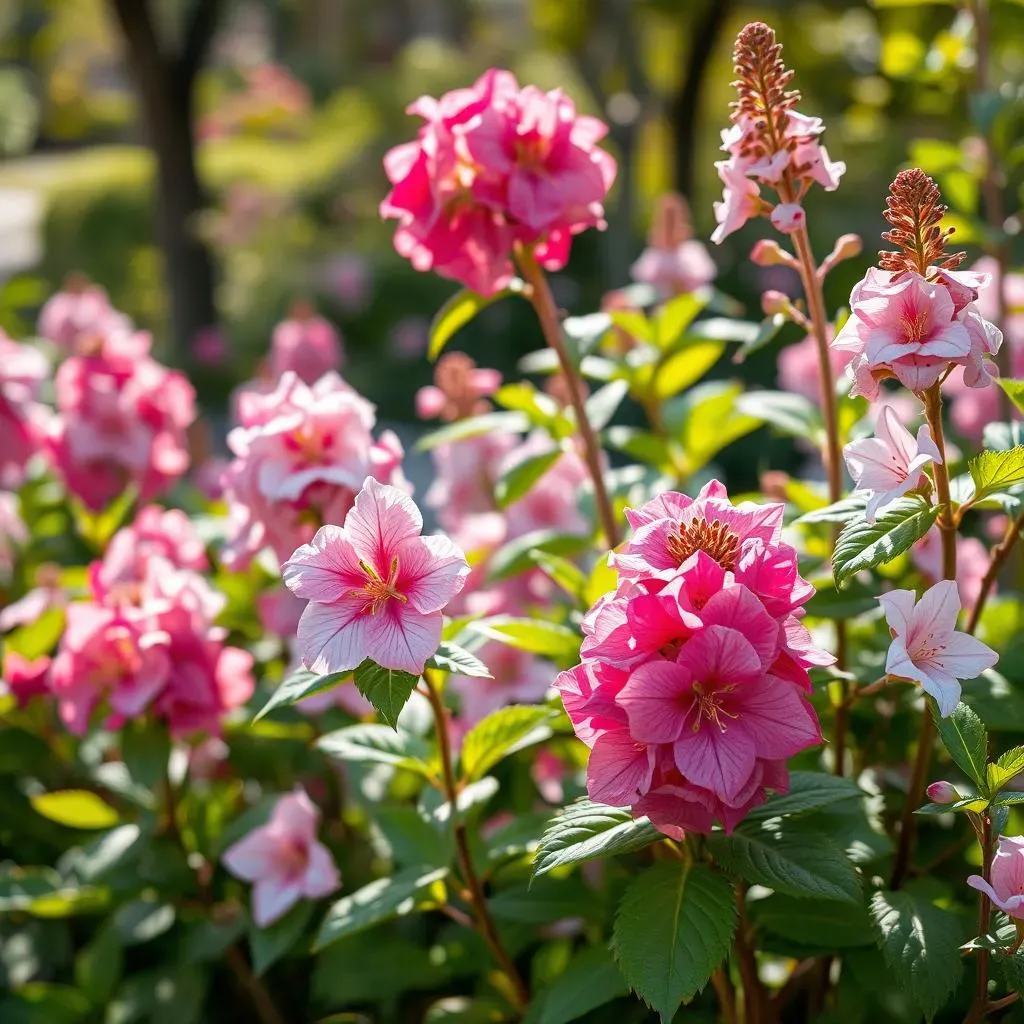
[223,789,340,927]
[268,302,344,385]
[926,780,959,804]
[967,836,1024,920]
[770,203,805,234]
[711,162,761,244]
[912,528,989,609]
[1,652,51,708]
[630,240,716,296]
[776,327,851,403]
[0,492,26,576]
[38,280,126,352]
[879,580,998,716]
[448,640,552,724]
[843,406,941,522]
[283,478,470,675]
[0,333,50,488]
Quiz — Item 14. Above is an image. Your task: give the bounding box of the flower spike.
[878,168,966,277]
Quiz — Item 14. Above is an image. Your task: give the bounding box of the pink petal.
[672,725,757,804]
[270,790,320,842]
[364,605,442,675]
[878,589,916,637]
[297,600,371,675]
[302,842,341,899]
[396,534,469,613]
[731,676,823,758]
[586,729,655,806]
[616,661,691,744]
[251,877,303,928]
[909,580,961,645]
[345,477,423,567]
[282,526,364,602]
[935,631,998,680]
[223,828,278,882]
[674,625,763,685]
[698,588,780,669]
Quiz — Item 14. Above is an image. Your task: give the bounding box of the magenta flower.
[1,652,51,709]
[843,405,941,522]
[0,332,50,488]
[283,477,470,676]
[925,781,959,805]
[223,789,340,927]
[967,836,1024,920]
[879,581,998,716]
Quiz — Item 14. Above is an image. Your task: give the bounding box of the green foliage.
[428,285,523,360]
[523,946,629,1024]
[459,705,556,781]
[833,499,942,587]
[254,668,351,721]
[933,701,989,792]
[469,616,580,661]
[317,724,435,779]
[968,447,1024,502]
[352,659,420,729]
[30,791,119,830]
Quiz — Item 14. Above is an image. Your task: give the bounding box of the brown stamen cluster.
[730,22,801,160]
[433,352,493,421]
[666,518,740,571]
[878,168,965,277]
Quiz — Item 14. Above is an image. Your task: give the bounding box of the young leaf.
[670,381,762,475]
[428,285,520,360]
[736,390,824,443]
[731,312,786,364]
[651,342,724,401]
[795,495,868,525]
[121,720,171,793]
[832,499,942,587]
[870,887,964,1021]
[932,701,989,792]
[31,790,119,830]
[528,549,587,602]
[254,669,350,721]
[997,379,1024,416]
[969,447,1024,501]
[494,449,562,508]
[427,642,492,678]
[353,659,420,730]
[470,616,580,661]
[249,900,313,975]
[707,819,862,903]
[317,724,434,779]
[611,862,736,1022]
[459,705,556,782]
[522,946,629,1024]
[585,380,629,431]
[988,745,1024,793]
[745,771,864,822]
[314,866,449,951]
[487,529,592,582]
[534,800,661,877]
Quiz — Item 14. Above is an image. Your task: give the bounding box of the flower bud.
[761,290,792,317]
[770,202,806,235]
[749,239,795,267]
[926,781,960,805]
[831,233,862,262]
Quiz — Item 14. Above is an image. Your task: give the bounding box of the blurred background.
[0,0,1022,420]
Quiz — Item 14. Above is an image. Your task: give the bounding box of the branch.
[178,0,226,85]
[109,0,167,78]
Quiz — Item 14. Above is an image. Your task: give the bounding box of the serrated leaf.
[31,790,119,830]
[933,701,989,791]
[870,888,964,1020]
[969,447,1024,501]
[495,449,562,508]
[353,659,420,730]
[988,745,1024,792]
[997,949,1024,998]
[523,945,629,1024]
[254,668,349,721]
[315,866,448,951]
[416,411,529,452]
[752,894,875,950]
[746,771,864,822]
[460,705,555,782]
[317,724,434,778]
[469,615,580,660]
[249,900,313,975]
[795,495,868,524]
[427,641,492,678]
[487,529,592,582]
[833,499,942,587]
[428,286,520,360]
[707,819,862,902]
[611,863,736,1022]
[533,800,661,877]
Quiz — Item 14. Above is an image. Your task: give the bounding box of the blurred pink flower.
[37,279,127,353]
[415,353,502,422]
[967,835,1024,920]
[0,332,50,488]
[326,252,372,313]
[448,639,552,724]
[776,327,850,402]
[283,478,469,675]
[1,651,51,708]
[631,241,716,296]
[0,493,26,576]
[192,326,228,367]
[912,527,989,610]
[268,301,344,384]
[223,789,340,927]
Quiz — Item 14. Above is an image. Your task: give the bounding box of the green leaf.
[0,983,92,1024]
[30,790,119,830]
[988,744,1024,793]
[997,949,1024,999]
[106,966,207,1024]
[113,899,176,946]
[494,448,562,508]
[523,946,629,1024]
[416,411,529,452]
[121,720,170,793]
[970,447,1024,503]
[707,819,862,902]
[374,805,453,868]
[469,616,580,660]
[75,926,123,1005]
[736,390,823,443]
[796,495,868,524]
[317,724,434,779]
[75,824,143,882]
[746,771,864,822]
[427,641,492,678]
[534,800,661,877]
[752,894,875,950]
[933,701,989,791]
[249,900,313,975]
[654,293,707,348]
[459,705,555,781]
[611,862,736,1022]
[353,659,420,729]
[315,866,448,951]
[428,286,520,360]
[585,380,629,430]
[731,313,786,364]
[487,529,592,581]
[870,887,964,1020]
[832,499,942,587]
[998,379,1024,416]
[254,668,349,721]
[668,381,762,475]
[651,342,724,401]
[528,549,587,602]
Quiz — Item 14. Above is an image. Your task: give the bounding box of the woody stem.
[515,245,621,548]
[965,814,994,1023]
[423,672,529,1012]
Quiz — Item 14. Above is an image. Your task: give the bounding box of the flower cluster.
[46,325,196,510]
[630,193,717,297]
[381,68,616,295]
[37,278,130,353]
[267,299,344,385]
[713,22,845,244]
[833,170,1002,396]
[0,331,50,488]
[968,835,1024,920]
[556,481,828,838]
[221,371,407,568]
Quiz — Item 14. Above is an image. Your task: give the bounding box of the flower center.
[688,682,739,734]
[666,518,740,570]
[899,308,931,343]
[351,557,407,616]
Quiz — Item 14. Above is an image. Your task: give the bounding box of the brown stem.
[986,992,1020,1015]
[734,885,773,1024]
[225,947,287,1024]
[516,245,621,548]
[711,966,738,1024]
[889,711,936,890]
[923,385,957,581]
[967,510,1024,634]
[424,674,529,1012]
[965,814,995,1023]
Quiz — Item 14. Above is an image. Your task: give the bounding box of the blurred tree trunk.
[109,0,223,364]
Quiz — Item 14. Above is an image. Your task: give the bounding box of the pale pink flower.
[501,438,590,539]
[223,789,340,927]
[879,581,998,716]
[37,281,125,352]
[776,327,850,403]
[1,652,51,708]
[711,161,761,244]
[0,492,26,576]
[268,302,344,384]
[912,528,989,609]
[630,240,716,296]
[0,332,50,487]
[843,406,941,522]
[283,478,470,676]
[967,836,1024,920]
[448,640,552,724]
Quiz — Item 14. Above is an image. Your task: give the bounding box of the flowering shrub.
[5,18,1024,1024]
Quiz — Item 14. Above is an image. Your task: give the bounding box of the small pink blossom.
[268,301,344,384]
[283,478,470,675]
[879,580,998,716]
[776,327,850,403]
[0,492,26,576]
[223,789,340,927]
[0,332,50,488]
[448,640,552,724]
[770,203,805,234]
[630,240,716,296]
[1,652,51,708]
[843,406,941,522]
[967,836,1024,920]
[711,162,761,244]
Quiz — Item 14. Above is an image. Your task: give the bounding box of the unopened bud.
[761,290,792,317]
[831,233,862,262]
[770,202,806,235]
[750,239,796,268]
[926,781,960,805]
